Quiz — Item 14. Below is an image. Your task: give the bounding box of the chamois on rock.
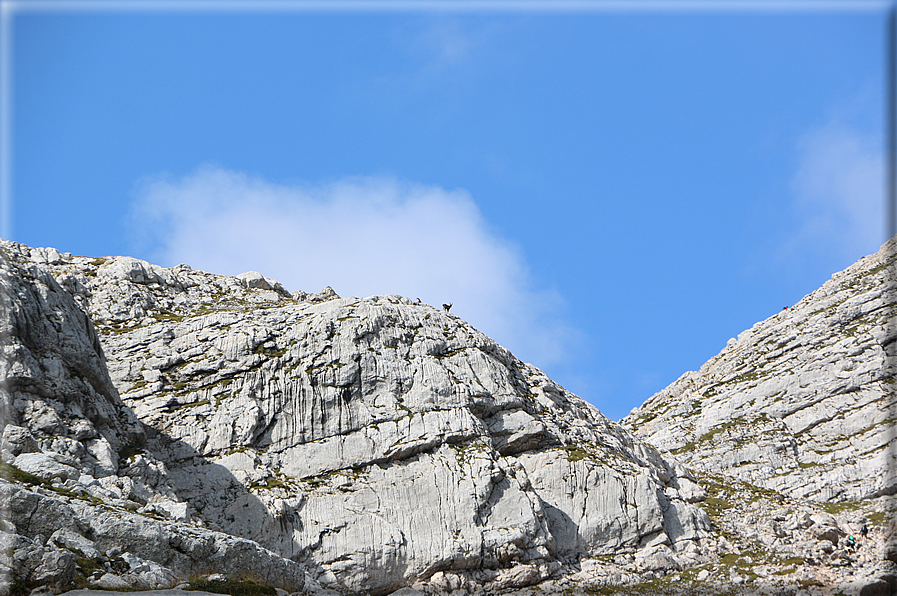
[442,303,452,313]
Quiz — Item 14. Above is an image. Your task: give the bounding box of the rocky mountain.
[1,241,715,595]
[623,237,896,503]
[623,236,897,592]
[0,244,307,594]
[0,238,895,596]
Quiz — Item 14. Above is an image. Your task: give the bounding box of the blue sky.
[4,1,888,420]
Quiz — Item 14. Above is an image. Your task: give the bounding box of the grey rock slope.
[623,237,896,503]
[617,237,897,594]
[4,241,714,595]
[8,238,897,596]
[0,245,306,593]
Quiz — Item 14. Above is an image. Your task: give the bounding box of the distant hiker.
[443,303,452,313]
[846,535,856,550]
[861,524,868,538]
[783,306,789,311]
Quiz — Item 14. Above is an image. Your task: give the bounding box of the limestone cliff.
[0,245,306,593]
[3,238,895,596]
[623,237,896,502]
[2,241,712,595]
[622,237,897,593]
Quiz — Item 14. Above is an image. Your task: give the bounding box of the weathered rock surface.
[623,237,896,502]
[2,241,716,594]
[4,238,896,596]
[0,245,304,593]
[619,236,897,595]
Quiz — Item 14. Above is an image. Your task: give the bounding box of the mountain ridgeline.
[0,238,895,596]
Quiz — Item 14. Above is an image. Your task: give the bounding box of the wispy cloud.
[130,165,574,367]
[784,120,883,263]
[418,18,477,67]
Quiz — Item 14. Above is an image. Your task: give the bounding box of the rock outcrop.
[0,246,304,593]
[621,237,897,594]
[3,241,714,595]
[4,237,895,596]
[623,236,896,502]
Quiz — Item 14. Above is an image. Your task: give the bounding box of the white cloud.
[786,121,883,261]
[130,165,573,367]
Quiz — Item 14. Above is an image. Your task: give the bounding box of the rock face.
[2,241,714,595]
[623,237,896,503]
[5,238,896,596]
[0,246,302,593]
[620,237,897,594]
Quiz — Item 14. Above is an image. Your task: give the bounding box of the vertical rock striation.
[0,245,306,593]
[9,236,894,595]
[3,240,713,595]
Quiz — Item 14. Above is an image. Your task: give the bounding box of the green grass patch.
[861,258,895,278]
[449,441,490,468]
[701,496,733,518]
[186,579,277,596]
[396,400,413,418]
[702,368,772,399]
[773,568,796,576]
[251,475,291,490]
[672,441,697,455]
[74,556,102,576]
[0,462,48,487]
[151,310,184,323]
[192,303,221,317]
[697,416,750,444]
[635,411,658,424]
[560,444,591,463]
[819,500,862,515]
[579,575,677,595]
[305,362,329,375]
[215,392,232,409]
[702,385,721,399]
[868,511,889,526]
[101,323,144,335]
[300,469,340,489]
